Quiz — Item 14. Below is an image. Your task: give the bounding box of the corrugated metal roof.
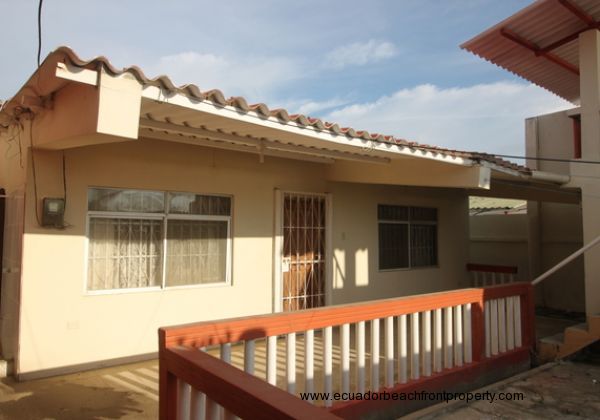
[469,196,526,210]
[461,0,600,104]
[1,46,531,174]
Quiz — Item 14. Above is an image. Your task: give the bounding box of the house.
[0,46,574,380]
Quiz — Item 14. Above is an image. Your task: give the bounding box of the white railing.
[159,283,534,419]
[467,263,518,287]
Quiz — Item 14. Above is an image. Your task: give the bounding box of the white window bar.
[385,316,394,388]
[484,301,491,358]
[422,311,432,377]
[453,305,463,367]
[371,319,380,390]
[444,307,453,369]
[464,303,472,364]
[324,326,333,407]
[357,321,366,393]
[305,330,315,397]
[411,313,420,380]
[506,297,515,351]
[514,296,522,347]
[244,340,255,375]
[177,380,191,420]
[267,336,277,386]
[398,315,408,384]
[341,323,351,393]
[286,333,296,394]
[490,299,499,356]
[434,308,443,373]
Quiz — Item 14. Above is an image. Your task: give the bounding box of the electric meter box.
[42,197,65,228]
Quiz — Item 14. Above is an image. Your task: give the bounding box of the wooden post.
[159,350,178,420]
[520,284,536,349]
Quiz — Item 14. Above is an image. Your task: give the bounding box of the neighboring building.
[468,197,529,284]
[462,0,597,315]
[0,47,573,379]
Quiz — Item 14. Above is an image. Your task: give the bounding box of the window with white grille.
[378,204,437,270]
[87,188,231,291]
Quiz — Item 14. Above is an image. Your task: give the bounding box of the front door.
[282,192,326,311]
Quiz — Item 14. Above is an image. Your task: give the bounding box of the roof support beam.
[500,28,580,75]
[537,1,600,54]
[558,0,596,26]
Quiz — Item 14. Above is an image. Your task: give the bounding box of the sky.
[0,0,573,156]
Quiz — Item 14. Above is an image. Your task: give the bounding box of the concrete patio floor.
[0,360,159,419]
[408,352,600,420]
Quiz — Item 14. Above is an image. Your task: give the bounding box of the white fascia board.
[141,86,475,168]
[55,62,99,86]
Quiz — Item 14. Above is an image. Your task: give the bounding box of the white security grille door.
[282,193,326,311]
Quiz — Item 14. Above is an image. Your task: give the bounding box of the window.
[378,204,437,270]
[87,188,231,291]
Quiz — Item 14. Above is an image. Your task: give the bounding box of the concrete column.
[576,30,600,315]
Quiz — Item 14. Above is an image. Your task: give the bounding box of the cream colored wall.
[17,138,469,375]
[469,214,529,280]
[526,111,585,313]
[330,183,469,304]
[0,123,28,362]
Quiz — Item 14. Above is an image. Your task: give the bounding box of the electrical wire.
[37,0,43,67]
[29,118,42,226]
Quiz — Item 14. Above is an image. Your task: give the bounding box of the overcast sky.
[0,0,572,155]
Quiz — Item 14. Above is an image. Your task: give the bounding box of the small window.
[378,204,438,270]
[87,188,232,291]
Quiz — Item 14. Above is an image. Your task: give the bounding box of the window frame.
[84,187,233,295]
[377,204,438,271]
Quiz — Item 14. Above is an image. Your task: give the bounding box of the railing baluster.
[490,299,499,355]
[371,319,380,390]
[305,330,314,397]
[205,397,219,420]
[324,326,333,407]
[190,389,205,420]
[341,323,350,393]
[514,296,522,347]
[506,297,515,350]
[484,301,491,358]
[422,311,432,377]
[464,303,472,363]
[498,298,507,353]
[221,343,231,364]
[454,305,463,367]
[244,340,255,375]
[385,316,394,387]
[444,307,453,369]
[286,333,296,394]
[267,336,277,386]
[357,321,366,393]
[177,380,190,420]
[434,308,443,373]
[398,315,408,384]
[411,313,420,380]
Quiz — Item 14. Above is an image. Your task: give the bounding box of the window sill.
[378,265,440,273]
[85,282,232,296]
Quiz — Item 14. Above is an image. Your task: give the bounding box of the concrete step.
[537,318,600,362]
[587,314,600,336]
[538,333,563,362]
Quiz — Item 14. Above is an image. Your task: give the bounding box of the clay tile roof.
[4,46,531,175]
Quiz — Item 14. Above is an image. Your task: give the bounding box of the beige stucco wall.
[526,111,584,313]
[0,123,28,362]
[469,213,529,281]
[14,137,469,375]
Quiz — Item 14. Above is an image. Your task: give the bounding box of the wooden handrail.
[466,263,518,274]
[161,346,339,419]
[159,282,535,419]
[160,283,531,348]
